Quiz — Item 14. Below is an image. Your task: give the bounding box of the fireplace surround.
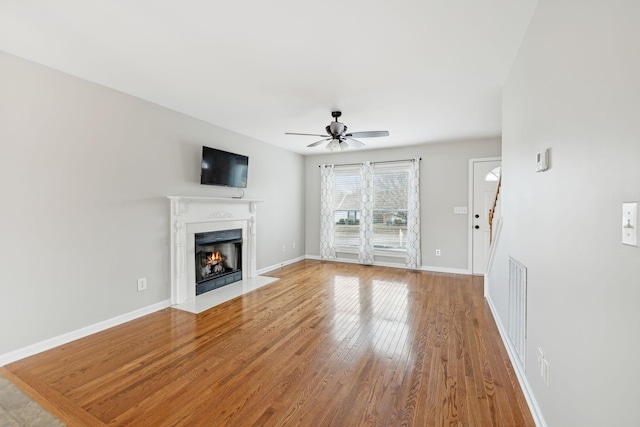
[167,196,265,305]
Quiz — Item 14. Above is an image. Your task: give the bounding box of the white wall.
[0,51,305,356]
[305,139,501,271]
[488,1,640,425]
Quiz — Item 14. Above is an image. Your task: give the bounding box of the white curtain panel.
[359,161,375,264]
[319,164,336,259]
[406,158,422,269]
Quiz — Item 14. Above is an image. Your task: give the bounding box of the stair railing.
[489,176,502,244]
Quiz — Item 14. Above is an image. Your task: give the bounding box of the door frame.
[467,157,501,274]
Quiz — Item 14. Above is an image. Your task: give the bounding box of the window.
[333,162,411,251]
[485,166,501,181]
[372,163,409,250]
[334,167,361,247]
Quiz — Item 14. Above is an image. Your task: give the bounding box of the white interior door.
[472,160,501,274]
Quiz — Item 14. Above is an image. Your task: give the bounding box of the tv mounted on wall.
[200,146,249,188]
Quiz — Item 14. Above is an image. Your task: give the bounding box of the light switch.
[622,202,638,246]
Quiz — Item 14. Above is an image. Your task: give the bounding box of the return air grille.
[508,257,527,366]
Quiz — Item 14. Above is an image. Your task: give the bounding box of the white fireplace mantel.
[168,196,266,213]
[167,196,265,305]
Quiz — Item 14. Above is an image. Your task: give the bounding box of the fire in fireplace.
[195,229,243,295]
[200,251,225,279]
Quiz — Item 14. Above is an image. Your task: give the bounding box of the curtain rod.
[318,157,421,168]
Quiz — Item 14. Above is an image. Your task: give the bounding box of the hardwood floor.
[2,260,535,426]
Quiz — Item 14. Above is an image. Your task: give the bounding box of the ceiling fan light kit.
[327,139,341,151]
[285,111,389,151]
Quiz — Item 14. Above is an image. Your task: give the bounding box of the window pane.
[485,166,501,181]
[334,168,360,247]
[373,166,409,249]
[373,211,408,249]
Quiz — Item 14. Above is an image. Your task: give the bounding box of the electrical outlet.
[292,243,296,249]
[137,278,147,292]
[435,249,441,256]
[282,245,286,252]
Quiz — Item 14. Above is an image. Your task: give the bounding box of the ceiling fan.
[285,111,389,151]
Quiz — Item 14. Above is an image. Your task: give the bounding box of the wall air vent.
[508,257,527,366]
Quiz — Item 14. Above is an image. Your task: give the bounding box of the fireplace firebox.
[194,228,242,295]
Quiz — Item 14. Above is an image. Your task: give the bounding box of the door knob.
[474,225,480,229]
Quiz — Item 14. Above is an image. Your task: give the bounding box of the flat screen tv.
[200,146,249,188]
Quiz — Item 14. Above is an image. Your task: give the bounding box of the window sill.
[336,246,407,259]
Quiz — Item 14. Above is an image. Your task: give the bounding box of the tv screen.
[200,146,249,188]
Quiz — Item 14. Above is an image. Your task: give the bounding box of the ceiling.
[0,0,538,155]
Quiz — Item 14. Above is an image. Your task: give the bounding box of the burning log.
[201,251,226,278]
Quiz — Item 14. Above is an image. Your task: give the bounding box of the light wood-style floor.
[2,260,534,426]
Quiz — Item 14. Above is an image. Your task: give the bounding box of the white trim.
[167,196,266,204]
[0,299,171,367]
[485,294,548,427]
[256,256,307,275]
[306,255,470,275]
[419,265,470,275]
[484,217,503,297]
[335,246,407,258]
[468,157,501,274]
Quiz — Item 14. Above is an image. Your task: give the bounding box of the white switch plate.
[536,149,549,172]
[137,278,147,292]
[622,202,638,246]
[542,359,550,387]
[537,347,544,377]
[453,207,468,214]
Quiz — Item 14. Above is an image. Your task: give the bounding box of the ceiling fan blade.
[307,138,332,148]
[285,132,330,137]
[344,137,365,148]
[346,131,389,138]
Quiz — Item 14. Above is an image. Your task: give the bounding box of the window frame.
[332,161,412,258]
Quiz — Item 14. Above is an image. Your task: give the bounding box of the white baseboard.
[305,255,405,269]
[257,256,307,275]
[419,265,470,275]
[485,294,548,427]
[305,255,470,275]
[0,299,171,367]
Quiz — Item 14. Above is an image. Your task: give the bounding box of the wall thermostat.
[536,149,549,172]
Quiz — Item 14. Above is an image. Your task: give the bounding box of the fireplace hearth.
[195,229,242,295]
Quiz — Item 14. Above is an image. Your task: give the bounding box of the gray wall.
[305,139,501,270]
[488,1,640,425]
[0,51,305,355]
